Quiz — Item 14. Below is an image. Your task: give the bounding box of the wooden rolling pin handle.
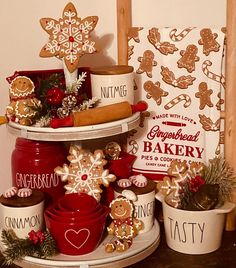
[131,101,148,113]
[50,116,73,128]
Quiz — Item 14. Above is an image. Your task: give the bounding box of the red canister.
[11,138,67,207]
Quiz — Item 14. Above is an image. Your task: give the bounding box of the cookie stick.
[50,101,148,128]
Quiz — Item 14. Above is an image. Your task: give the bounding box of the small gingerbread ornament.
[136,50,157,78]
[143,80,168,105]
[198,28,220,56]
[105,195,143,253]
[6,76,42,126]
[55,145,116,202]
[177,44,200,73]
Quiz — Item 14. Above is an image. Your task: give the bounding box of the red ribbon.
[114,217,133,227]
[10,93,36,101]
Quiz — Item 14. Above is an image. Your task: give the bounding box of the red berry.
[46,87,65,106]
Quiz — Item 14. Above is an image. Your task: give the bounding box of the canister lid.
[90,65,134,75]
[0,190,45,207]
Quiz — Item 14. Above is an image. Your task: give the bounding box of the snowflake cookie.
[39,2,98,73]
[54,145,116,201]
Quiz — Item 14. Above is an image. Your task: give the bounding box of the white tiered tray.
[13,220,160,268]
[7,114,140,141]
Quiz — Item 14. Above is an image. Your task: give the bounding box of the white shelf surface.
[13,219,160,268]
[7,114,140,141]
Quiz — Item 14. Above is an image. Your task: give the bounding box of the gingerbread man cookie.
[105,196,143,252]
[143,80,168,105]
[6,76,42,126]
[198,28,220,56]
[136,50,157,78]
[177,44,199,73]
[195,82,213,110]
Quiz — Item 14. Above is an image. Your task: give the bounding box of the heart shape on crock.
[64,228,90,249]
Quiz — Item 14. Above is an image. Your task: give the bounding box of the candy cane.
[169,27,194,42]
[128,140,138,154]
[17,188,32,198]
[3,187,18,198]
[164,94,191,110]
[202,60,226,88]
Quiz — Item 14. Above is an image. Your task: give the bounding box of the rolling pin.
[50,101,148,128]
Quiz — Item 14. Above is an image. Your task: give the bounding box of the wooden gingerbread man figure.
[105,196,143,252]
[143,80,168,105]
[136,50,157,78]
[195,82,213,110]
[198,28,220,56]
[177,44,200,73]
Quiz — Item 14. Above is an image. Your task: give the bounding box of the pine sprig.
[66,72,87,94]
[76,97,100,111]
[202,156,236,204]
[1,229,57,266]
[39,230,58,258]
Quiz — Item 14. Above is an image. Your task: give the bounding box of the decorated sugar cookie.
[54,145,116,201]
[39,2,98,74]
[156,160,205,207]
[6,76,42,125]
[105,195,143,253]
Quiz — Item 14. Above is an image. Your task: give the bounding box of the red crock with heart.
[44,193,109,255]
[11,137,67,207]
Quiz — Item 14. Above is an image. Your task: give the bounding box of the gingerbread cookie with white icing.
[112,174,156,233]
[6,76,42,126]
[105,196,143,252]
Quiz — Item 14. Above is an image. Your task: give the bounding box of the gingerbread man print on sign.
[198,28,220,56]
[195,82,213,110]
[136,50,157,78]
[143,80,168,105]
[177,44,200,73]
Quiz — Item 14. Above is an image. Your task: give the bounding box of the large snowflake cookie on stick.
[54,146,116,201]
[39,2,98,87]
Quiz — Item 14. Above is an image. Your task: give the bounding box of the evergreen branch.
[202,155,236,204]
[1,229,57,266]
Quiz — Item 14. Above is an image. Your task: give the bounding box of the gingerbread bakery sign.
[127,27,225,180]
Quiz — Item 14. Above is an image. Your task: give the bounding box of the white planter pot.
[161,199,235,254]
[114,189,155,233]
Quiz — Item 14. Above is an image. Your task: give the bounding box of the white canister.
[0,191,45,238]
[161,199,235,254]
[113,179,156,233]
[90,65,134,106]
